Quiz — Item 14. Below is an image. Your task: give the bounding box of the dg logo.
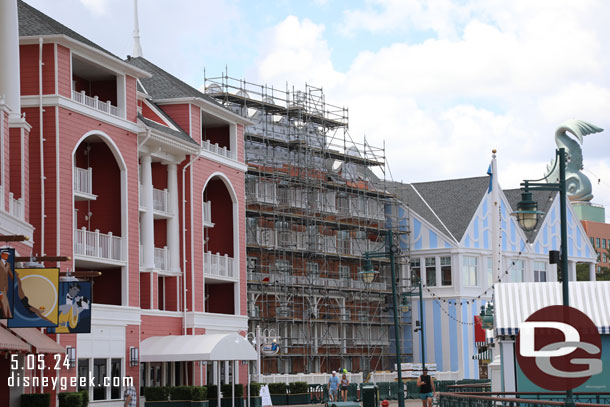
[516,305,602,391]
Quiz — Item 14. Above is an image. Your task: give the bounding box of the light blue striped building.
[387,168,597,379]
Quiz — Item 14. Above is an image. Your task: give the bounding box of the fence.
[73,228,123,261]
[72,90,121,117]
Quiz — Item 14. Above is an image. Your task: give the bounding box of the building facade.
[387,156,597,379]
[1,1,254,405]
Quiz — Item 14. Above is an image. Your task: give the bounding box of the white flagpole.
[490,150,502,284]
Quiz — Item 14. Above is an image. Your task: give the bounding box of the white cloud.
[253,1,610,220]
[79,0,108,15]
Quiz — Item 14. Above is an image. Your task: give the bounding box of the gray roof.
[126,57,219,103]
[504,188,557,243]
[18,0,117,58]
[412,176,490,242]
[386,181,454,240]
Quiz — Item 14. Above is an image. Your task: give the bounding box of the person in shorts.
[328,370,339,402]
[417,368,435,407]
[340,373,349,401]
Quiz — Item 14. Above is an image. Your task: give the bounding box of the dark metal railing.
[439,392,610,407]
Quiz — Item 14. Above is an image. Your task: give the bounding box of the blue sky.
[24,0,610,221]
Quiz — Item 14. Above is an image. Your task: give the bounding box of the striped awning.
[10,328,65,354]
[495,282,610,336]
[0,325,31,352]
[472,349,492,361]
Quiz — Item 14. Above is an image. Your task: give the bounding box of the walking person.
[124,376,137,407]
[340,373,349,401]
[328,370,339,402]
[417,368,435,407]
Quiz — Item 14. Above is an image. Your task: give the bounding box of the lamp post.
[401,275,426,374]
[512,147,573,407]
[362,232,405,407]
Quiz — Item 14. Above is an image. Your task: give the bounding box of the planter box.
[221,398,244,407]
[145,402,171,407]
[287,394,310,405]
[191,402,209,407]
[207,400,218,407]
[270,395,287,406]
[249,397,262,407]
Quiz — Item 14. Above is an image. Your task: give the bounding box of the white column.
[568,261,577,282]
[167,163,181,273]
[141,154,155,269]
[589,263,596,281]
[0,0,21,121]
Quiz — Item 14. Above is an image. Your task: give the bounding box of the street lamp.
[512,147,574,407]
[362,232,405,407]
[401,274,426,375]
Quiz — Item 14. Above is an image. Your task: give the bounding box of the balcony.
[74,227,124,263]
[152,188,169,213]
[246,181,278,205]
[203,201,214,227]
[8,193,24,220]
[204,251,237,281]
[154,246,168,271]
[72,90,121,118]
[73,167,97,200]
[201,139,236,160]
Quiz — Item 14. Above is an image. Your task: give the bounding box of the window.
[339,265,350,279]
[410,258,421,285]
[93,358,107,400]
[307,262,320,278]
[425,257,436,287]
[534,261,547,282]
[247,256,258,273]
[511,259,524,282]
[77,359,89,392]
[441,256,452,286]
[596,238,600,248]
[590,237,595,247]
[275,259,290,273]
[463,256,478,286]
[603,239,607,249]
[110,358,122,399]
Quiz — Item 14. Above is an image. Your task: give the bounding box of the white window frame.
[463,256,478,287]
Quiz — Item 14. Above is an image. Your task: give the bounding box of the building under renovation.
[204,74,408,374]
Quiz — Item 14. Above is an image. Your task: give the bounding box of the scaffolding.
[204,72,409,375]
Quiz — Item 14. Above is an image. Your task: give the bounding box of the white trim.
[89,304,141,326]
[155,97,254,126]
[201,172,241,316]
[71,130,130,305]
[185,312,248,331]
[199,150,248,172]
[20,35,151,78]
[54,43,58,97]
[407,206,457,249]
[141,99,179,131]
[189,103,193,137]
[56,106,61,264]
[21,94,142,133]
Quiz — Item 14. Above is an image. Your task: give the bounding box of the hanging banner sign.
[8,268,59,328]
[48,281,92,334]
[0,248,16,319]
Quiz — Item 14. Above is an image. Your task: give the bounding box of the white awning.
[495,282,610,336]
[140,333,257,362]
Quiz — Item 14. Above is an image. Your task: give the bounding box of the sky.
[25,0,610,222]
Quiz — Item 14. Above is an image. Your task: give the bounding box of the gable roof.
[503,188,557,243]
[18,0,117,58]
[411,176,490,242]
[127,57,216,101]
[387,181,455,241]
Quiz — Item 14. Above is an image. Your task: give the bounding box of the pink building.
[0,1,255,405]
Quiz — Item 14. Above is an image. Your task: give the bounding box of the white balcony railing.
[201,139,236,160]
[204,251,236,280]
[74,167,93,196]
[154,246,168,271]
[139,244,144,266]
[203,201,213,226]
[247,181,278,205]
[152,188,168,213]
[8,192,24,220]
[72,90,121,117]
[74,227,123,262]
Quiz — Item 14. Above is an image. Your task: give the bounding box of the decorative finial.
[132,0,143,58]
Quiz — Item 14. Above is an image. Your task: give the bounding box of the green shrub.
[221,384,244,398]
[144,387,169,401]
[171,386,195,401]
[268,383,287,395]
[193,386,207,401]
[20,393,51,407]
[60,393,83,407]
[288,382,309,394]
[249,382,262,397]
[80,390,89,407]
[207,385,218,399]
